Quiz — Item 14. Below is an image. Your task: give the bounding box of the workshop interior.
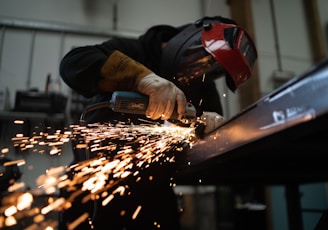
[0,0,328,229]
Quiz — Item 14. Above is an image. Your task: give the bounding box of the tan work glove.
[100,50,152,92]
[200,112,225,134]
[137,73,187,120]
[99,50,187,120]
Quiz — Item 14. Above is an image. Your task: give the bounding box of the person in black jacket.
[58,16,257,230]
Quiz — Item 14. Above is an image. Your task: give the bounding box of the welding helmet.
[160,16,257,92]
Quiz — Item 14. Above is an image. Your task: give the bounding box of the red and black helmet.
[160,16,257,92]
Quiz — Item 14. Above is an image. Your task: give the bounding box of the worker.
[58,16,257,230]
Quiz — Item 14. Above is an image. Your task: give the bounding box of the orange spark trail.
[1,121,196,229]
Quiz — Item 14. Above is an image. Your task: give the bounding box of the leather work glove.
[137,73,187,120]
[195,112,225,138]
[100,50,187,120]
[100,50,152,92]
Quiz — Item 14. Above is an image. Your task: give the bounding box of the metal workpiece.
[176,58,328,185]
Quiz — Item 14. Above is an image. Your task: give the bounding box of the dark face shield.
[175,44,225,85]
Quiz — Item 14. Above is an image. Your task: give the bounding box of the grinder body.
[80,91,197,125]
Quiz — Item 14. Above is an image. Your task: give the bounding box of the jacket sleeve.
[60,40,151,98]
[60,45,109,98]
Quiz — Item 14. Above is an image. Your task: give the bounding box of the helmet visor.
[175,42,225,85]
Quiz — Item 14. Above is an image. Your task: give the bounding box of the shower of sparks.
[0,121,196,229]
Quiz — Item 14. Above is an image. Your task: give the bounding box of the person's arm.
[60,45,110,98]
[60,44,186,120]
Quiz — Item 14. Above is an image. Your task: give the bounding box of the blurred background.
[0,0,327,229]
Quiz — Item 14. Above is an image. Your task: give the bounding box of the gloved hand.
[137,72,187,120]
[199,112,225,135]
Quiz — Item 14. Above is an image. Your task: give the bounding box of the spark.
[67,212,90,230]
[14,120,24,124]
[3,159,26,167]
[33,213,45,223]
[132,205,142,220]
[4,205,17,217]
[2,121,196,229]
[102,194,114,206]
[4,216,17,226]
[17,192,34,210]
[41,198,65,215]
[8,181,25,192]
[1,147,9,154]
